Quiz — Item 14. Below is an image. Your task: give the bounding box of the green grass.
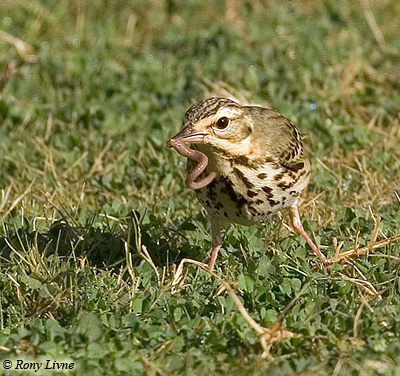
[0,0,400,375]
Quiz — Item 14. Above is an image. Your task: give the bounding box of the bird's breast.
[193,154,310,225]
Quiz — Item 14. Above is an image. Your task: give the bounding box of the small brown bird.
[168,97,327,270]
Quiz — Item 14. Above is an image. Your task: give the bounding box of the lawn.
[0,0,400,375]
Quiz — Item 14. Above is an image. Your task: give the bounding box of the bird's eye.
[215,117,229,129]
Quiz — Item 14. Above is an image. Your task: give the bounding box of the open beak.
[167,127,209,147]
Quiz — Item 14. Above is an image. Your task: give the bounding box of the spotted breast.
[192,144,311,226]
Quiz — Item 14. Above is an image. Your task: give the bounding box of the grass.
[0,0,399,375]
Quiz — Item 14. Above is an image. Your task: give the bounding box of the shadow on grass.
[0,212,203,269]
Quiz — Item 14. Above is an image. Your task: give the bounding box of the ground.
[0,1,399,375]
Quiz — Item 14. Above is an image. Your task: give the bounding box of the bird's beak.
[167,127,209,147]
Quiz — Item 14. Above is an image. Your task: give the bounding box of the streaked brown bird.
[168,97,327,271]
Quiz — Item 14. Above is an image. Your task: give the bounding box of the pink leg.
[208,218,226,271]
[289,206,328,265]
[209,243,222,271]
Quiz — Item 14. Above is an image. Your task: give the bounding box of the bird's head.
[168,97,255,156]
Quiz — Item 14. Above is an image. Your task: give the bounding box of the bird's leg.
[209,218,226,271]
[289,206,328,265]
[209,243,222,271]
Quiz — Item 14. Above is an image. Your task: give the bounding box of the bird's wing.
[248,106,306,170]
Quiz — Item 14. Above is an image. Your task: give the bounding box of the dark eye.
[215,116,229,129]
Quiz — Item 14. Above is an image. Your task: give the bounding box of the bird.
[167,97,327,271]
